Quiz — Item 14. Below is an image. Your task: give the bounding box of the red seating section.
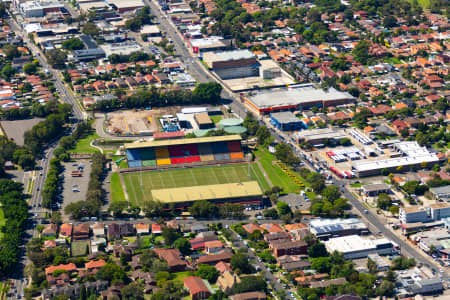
[171,157,186,164]
[168,145,184,157]
[227,141,242,152]
[186,156,200,163]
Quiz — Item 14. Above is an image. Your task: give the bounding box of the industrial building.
[20,1,64,18]
[189,37,230,55]
[270,111,305,131]
[151,181,263,208]
[352,141,439,177]
[324,235,394,259]
[399,207,428,224]
[203,50,260,80]
[430,185,450,202]
[106,0,144,13]
[361,183,391,197]
[295,128,347,145]
[308,218,368,240]
[242,84,356,115]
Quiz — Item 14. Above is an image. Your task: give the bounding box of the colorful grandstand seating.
[128,160,142,168]
[168,145,184,157]
[140,149,155,160]
[171,157,186,164]
[184,144,199,156]
[200,154,214,162]
[186,156,200,163]
[197,143,213,155]
[230,152,244,159]
[227,141,242,153]
[156,158,171,165]
[214,153,230,161]
[154,147,170,158]
[126,150,141,161]
[142,160,157,167]
[212,142,229,154]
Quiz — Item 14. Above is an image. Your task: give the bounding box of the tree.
[82,22,100,36]
[46,50,67,69]
[311,257,332,273]
[2,45,19,60]
[339,138,352,146]
[162,227,180,246]
[23,62,37,75]
[189,201,217,218]
[1,64,15,80]
[275,143,299,165]
[173,238,191,255]
[276,201,291,216]
[377,193,392,210]
[96,263,127,283]
[230,253,253,274]
[121,282,144,300]
[353,108,371,128]
[196,264,220,283]
[256,126,272,146]
[62,38,85,51]
[352,40,371,65]
[383,16,397,28]
[308,243,328,258]
[233,276,266,294]
[108,201,128,217]
[322,185,341,202]
[389,205,399,216]
[192,82,222,103]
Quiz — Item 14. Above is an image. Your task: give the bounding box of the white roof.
[353,154,439,172]
[190,37,225,48]
[325,235,392,254]
[107,0,144,9]
[140,25,160,34]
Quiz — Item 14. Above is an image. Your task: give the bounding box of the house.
[217,271,241,294]
[108,223,121,240]
[326,294,361,300]
[85,259,106,272]
[42,223,58,237]
[45,263,77,276]
[154,248,186,271]
[215,261,232,273]
[91,223,105,238]
[204,240,224,254]
[44,240,57,249]
[260,223,284,233]
[230,292,266,300]
[404,117,422,128]
[196,252,233,265]
[264,232,290,243]
[242,223,262,234]
[136,223,150,235]
[271,240,308,257]
[46,272,70,286]
[191,224,208,233]
[59,223,72,238]
[73,224,90,240]
[120,223,135,237]
[152,223,162,234]
[183,276,211,300]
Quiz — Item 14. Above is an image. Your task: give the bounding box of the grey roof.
[361,183,390,193]
[80,34,98,49]
[270,111,301,124]
[430,185,450,197]
[247,85,355,109]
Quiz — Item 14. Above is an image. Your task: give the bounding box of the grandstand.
[124,135,245,169]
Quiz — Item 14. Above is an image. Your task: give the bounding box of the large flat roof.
[352,154,439,172]
[208,49,255,62]
[151,181,262,203]
[246,85,355,109]
[125,135,242,149]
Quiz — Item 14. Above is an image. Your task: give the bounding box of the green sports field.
[122,163,270,206]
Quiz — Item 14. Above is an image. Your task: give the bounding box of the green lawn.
[210,115,223,124]
[172,271,194,284]
[408,0,430,8]
[0,209,5,239]
[254,148,300,194]
[110,173,126,203]
[122,163,269,206]
[71,240,90,256]
[70,131,100,154]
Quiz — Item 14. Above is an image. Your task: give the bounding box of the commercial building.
[100,42,142,56]
[203,50,260,80]
[308,218,368,240]
[324,235,394,259]
[270,111,305,131]
[189,37,230,55]
[106,0,144,13]
[352,141,439,177]
[151,181,263,208]
[430,185,450,202]
[242,84,355,115]
[140,25,161,37]
[73,48,106,61]
[194,113,214,129]
[270,240,308,257]
[20,1,64,18]
[295,128,347,145]
[399,207,428,224]
[429,203,450,221]
[361,183,391,197]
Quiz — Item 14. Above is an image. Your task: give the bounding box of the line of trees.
[0,179,28,275]
[94,82,223,111]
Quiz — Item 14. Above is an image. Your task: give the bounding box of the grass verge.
[110,172,126,203]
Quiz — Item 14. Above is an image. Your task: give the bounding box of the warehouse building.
[20,1,64,18]
[106,0,144,13]
[352,141,439,177]
[203,50,260,80]
[324,235,394,259]
[194,113,214,129]
[270,111,305,131]
[189,37,230,55]
[151,181,263,209]
[430,185,450,202]
[295,128,347,145]
[242,84,355,115]
[309,218,368,240]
